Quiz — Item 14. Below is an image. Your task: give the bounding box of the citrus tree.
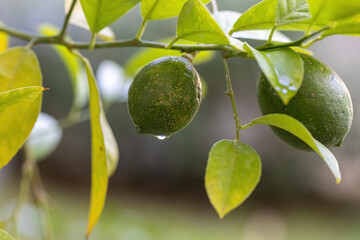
[0,0,358,238]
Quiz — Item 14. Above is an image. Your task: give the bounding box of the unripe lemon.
[257,54,353,151]
[128,56,202,138]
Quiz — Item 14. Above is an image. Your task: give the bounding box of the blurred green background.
[0,0,360,239]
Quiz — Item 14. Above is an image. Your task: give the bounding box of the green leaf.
[65,0,115,41]
[0,229,16,240]
[205,140,261,219]
[0,22,8,53]
[176,0,229,45]
[141,0,210,21]
[245,44,304,105]
[74,52,119,237]
[0,47,43,169]
[214,10,291,42]
[246,114,341,183]
[230,0,321,33]
[79,0,140,33]
[276,0,311,26]
[38,24,88,111]
[124,38,215,76]
[0,86,44,112]
[308,0,360,23]
[321,14,360,37]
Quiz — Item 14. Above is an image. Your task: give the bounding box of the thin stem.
[134,20,148,40]
[267,25,277,44]
[209,0,219,14]
[222,54,241,141]
[256,26,330,51]
[59,0,78,38]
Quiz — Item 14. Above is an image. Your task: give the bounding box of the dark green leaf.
[246,114,341,183]
[205,140,261,218]
[176,0,230,45]
[0,47,43,169]
[79,0,140,33]
[245,44,304,105]
[276,0,311,26]
[141,0,210,21]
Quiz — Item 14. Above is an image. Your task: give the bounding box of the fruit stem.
[221,54,242,141]
[59,0,78,38]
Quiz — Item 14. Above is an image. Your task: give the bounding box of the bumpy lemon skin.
[257,54,353,151]
[127,56,202,136]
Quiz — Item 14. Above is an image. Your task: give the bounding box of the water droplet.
[155,135,170,141]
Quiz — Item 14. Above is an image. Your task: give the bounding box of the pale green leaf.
[308,0,360,23]
[246,114,341,183]
[0,47,43,169]
[0,229,16,240]
[0,22,8,53]
[124,38,215,75]
[26,112,63,162]
[230,0,322,33]
[141,0,210,21]
[38,24,88,110]
[75,52,119,236]
[214,10,291,42]
[65,0,115,41]
[79,0,140,33]
[176,0,229,45]
[205,140,261,218]
[0,86,44,112]
[321,14,360,37]
[245,44,304,105]
[276,0,311,26]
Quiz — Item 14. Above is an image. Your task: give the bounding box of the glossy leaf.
[276,0,311,26]
[246,114,341,183]
[124,38,215,75]
[75,52,119,236]
[308,0,360,23]
[79,0,140,33]
[0,22,8,53]
[176,0,229,45]
[0,229,15,240]
[65,0,115,41]
[0,86,44,112]
[141,0,210,21]
[205,140,261,218]
[26,112,63,162]
[214,10,291,42]
[230,0,320,33]
[0,47,42,169]
[245,44,304,105]
[39,24,88,111]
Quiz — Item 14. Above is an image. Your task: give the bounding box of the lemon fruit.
[257,54,353,151]
[128,56,202,137]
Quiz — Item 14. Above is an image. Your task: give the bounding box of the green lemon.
[257,54,353,151]
[128,56,202,138]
